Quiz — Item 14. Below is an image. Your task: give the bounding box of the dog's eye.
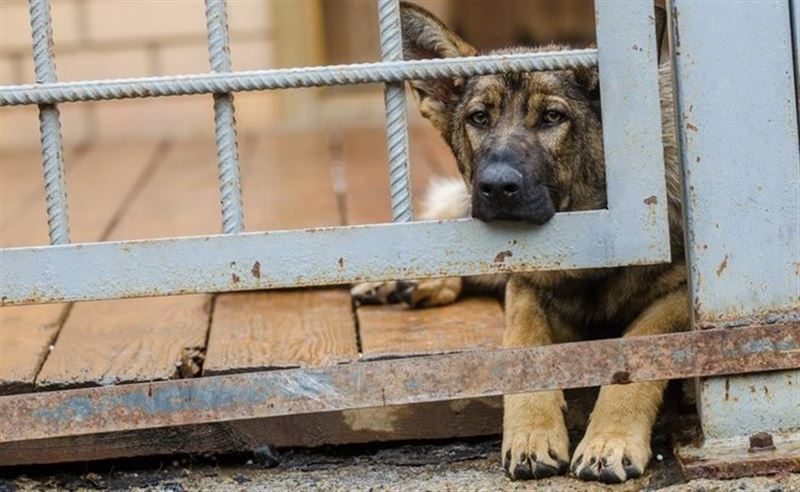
[542,110,566,126]
[467,110,489,128]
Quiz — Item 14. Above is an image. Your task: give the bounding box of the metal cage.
[0,0,798,477]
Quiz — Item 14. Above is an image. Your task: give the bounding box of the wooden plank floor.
[0,142,160,393]
[35,140,222,388]
[0,125,505,465]
[203,132,357,376]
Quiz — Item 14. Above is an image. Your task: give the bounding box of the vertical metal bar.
[205,0,244,234]
[671,0,799,441]
[595,0,670,260]
[791,0,800,120]
[378,0,413,222]
[29,0,70,245]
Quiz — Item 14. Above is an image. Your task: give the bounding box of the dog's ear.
[571,45,600,101]
[400,2,477,134]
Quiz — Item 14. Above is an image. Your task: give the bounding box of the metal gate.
[0,0,798,477]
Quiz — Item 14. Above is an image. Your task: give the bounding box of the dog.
[352,2,687,484]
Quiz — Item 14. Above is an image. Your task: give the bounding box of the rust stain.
[686,122,698,132]
[748,432,776,452]
[231,273,240,284]
[644,195,658,205]
[251,261,261,279]
[494,250,513,263]
[676,434,799,479]
[5,323,797,443]
[611,371,631,385]
[716,255,729,277]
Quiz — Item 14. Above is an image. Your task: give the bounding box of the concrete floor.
[4,439,798,491]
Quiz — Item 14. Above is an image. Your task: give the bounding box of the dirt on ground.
[2,438,798,492]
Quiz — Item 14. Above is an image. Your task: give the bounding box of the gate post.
[670,0,800,478]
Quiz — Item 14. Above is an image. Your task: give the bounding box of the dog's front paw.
[502,425,569,480]
[350,281,403,305]
[351,278,462,307]
[570,430,649,483]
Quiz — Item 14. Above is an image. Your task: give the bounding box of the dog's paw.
[570,431,649,483]
[350,281,403,305]
[395,277,462,307]
[351,278,462,307]
[502,426,569,480]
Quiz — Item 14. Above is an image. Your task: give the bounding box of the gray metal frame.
[0,0,669,305]
[669,0,800,477]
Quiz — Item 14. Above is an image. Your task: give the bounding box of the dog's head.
[401,2,609,224]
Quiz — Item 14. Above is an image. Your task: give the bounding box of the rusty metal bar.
[1,324,797,443]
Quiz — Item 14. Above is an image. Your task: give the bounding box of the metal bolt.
[748,432,776,452]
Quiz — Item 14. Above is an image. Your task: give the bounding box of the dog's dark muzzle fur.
[471,154,555,225]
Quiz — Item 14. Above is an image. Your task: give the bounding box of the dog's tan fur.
[353,3,688,483]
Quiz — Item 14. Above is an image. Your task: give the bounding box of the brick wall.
[0,0,277,151]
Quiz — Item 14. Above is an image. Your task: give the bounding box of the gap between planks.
[0,141,167,393]
[32,137,254,389]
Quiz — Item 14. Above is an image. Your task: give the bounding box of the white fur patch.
[419,178,470,220]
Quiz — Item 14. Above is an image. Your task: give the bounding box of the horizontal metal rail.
[1,323,796,443]
[0,210,674,306]
[0,50,597,106]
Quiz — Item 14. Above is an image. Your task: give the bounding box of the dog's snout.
[471,158,555,224]
[477,164,523,200]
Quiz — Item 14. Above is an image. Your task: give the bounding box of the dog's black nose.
[477,164,523,200]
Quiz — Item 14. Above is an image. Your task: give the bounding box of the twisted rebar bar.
[378,0,413,222]
[205,0,243,234]
[29,0,70,245]
[0,50,598,107]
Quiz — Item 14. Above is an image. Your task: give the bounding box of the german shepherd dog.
[353,2,687,484]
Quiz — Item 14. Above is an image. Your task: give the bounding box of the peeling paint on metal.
[2,324,796,443]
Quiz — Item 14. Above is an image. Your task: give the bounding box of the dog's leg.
[352,178,506,307]
[571,288,688,483]
[502,276,570,480]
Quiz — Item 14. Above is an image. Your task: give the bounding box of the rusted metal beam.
[675,430,800,479]
[1,323,797,443]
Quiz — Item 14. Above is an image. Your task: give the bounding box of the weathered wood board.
[35,140,221,388]
[1,142,161,393]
